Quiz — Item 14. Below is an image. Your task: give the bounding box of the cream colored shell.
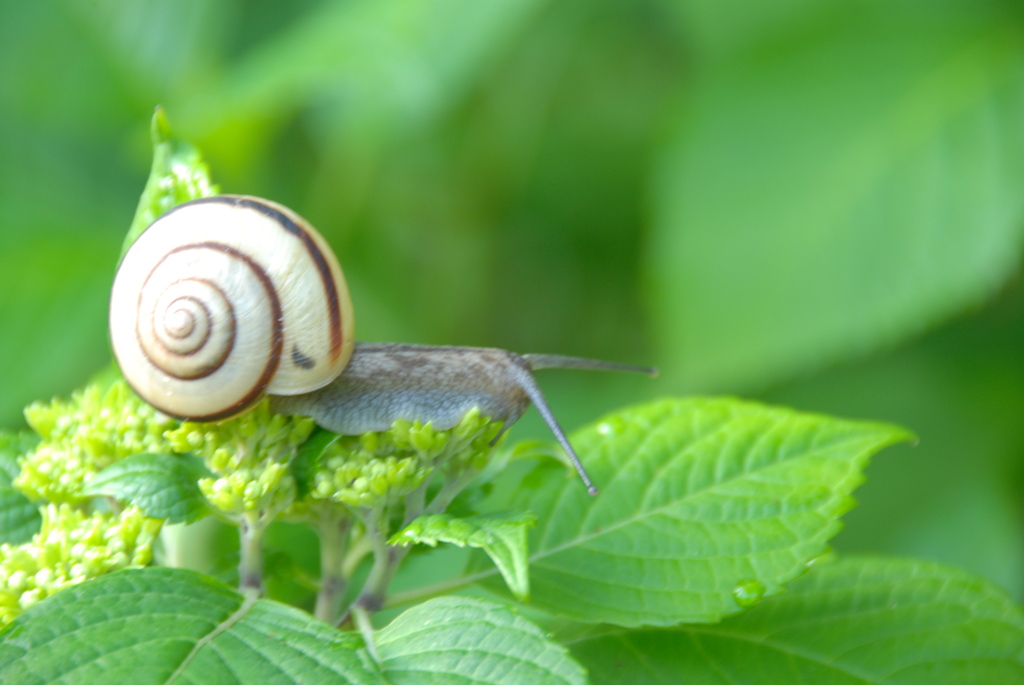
[109,195,355,420]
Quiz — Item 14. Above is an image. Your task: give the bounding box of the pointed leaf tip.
[501,397,912,626]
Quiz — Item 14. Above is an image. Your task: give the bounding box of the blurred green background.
[2,0,1024,599]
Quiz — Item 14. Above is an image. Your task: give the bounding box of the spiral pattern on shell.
[109,195,355,420]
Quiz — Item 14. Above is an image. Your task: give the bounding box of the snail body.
[110,196,654,494]
[272,343,534,434]
[272,342,649,434]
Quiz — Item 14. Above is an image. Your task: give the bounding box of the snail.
[109,195,655,494]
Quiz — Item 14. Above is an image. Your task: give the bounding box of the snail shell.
[109,195,355,420]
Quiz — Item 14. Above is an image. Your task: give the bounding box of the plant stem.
[342,533,373,579]
[347,505,408,616]
[158,517,221,571]
[426,469,479,514]
[314,507,351,624]
[401,479,429,526]
[238,511,265,594]
[383,568,495,610]
[351,606,380,663]
[342,470,483,621]
[354,544,410,615]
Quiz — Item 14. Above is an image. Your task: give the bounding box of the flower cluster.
[165,400,315,522]
[0,504,162,627]
[309,408,505,509]
[15,380,176,503]
[3,368,510,623]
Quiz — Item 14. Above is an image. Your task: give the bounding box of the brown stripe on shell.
[135,241,284,420]
[138,252,240,381]
[146,290,223,378]
[184,196,346,363]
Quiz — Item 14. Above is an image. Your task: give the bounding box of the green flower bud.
[168,400,313,522]
[16,380,176,503]
[307,408,505,509]
[0,504,161,627]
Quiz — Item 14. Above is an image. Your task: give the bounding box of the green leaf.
[568,557,1024,684]
[183,0,546,134]
[0,432,39,544]
[378,596,587,685]
[651,4,1024,390]
[83,453,212,524]
[0,491,40,546]
[494,398,911,627]
[0,236,114,429]
[120,107,219,256]
[66,0,223,99]
[391,512,537,601]
[291,427,341,499]
[671,0,830,60]
[768,302,1024,598]
[0,567,382,685]
[0,431,35,487]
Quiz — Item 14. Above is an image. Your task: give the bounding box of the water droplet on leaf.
[732,579,766,608]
